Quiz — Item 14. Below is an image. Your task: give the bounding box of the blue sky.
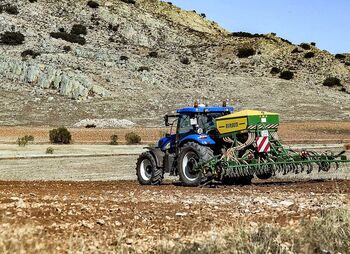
[170,0,349,53]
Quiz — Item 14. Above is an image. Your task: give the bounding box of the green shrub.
[280,37,292,44]
[49,127,72,144]
[46,147,54,154]
[304,52,315,58]
[270,67,280,75]
[120,0,136,4]
[323,77,341,87]
[0,5,19,15]
[29,0,37,2]
[310,42,316,46]
[279,70,294,80]
[120,55,129,61]
[200,13,206,18]
[335,54,346,60]
[21,49,40,59]
[108,24,119,31]
[231,32,265,38]
[237,47,256,58]
[180,57,190,65]
[345,62,350,66]
[138,66,150,72]
[71,24,87,35]
[291,47,301,54]
[87,1,99,8]
[0,31,25,45]
[50,32,86,45]
[17,135,34,147]
[63,45,71,52]
[299,43,311,50]
[148,51,158,58]
[125,132,141,144]
[110,135,119,145]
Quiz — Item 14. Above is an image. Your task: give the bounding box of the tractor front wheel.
[136,152,163,185]
[178,142,213,186]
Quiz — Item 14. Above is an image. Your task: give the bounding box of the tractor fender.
[145,147,165,168]
[179,134,215,146]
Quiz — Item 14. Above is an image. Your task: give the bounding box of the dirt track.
[0,180,349,253]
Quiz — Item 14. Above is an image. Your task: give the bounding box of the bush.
[0,31,25,45]
[323,77,341,87]
[21,49,40,59]
[335,54,346,60]
[270,67,280,75]
[121,0,136,4]
[0,5,19,15]
[237,47,256,58]
[345,62,350,66]
[110,135,119,145]
[125,132,141,144]
[138,66,150,72]
[71,24,87,35]
[304,52,315,58]
[279,70,294,80]
[46,147,54,154]
[299,43,311,50]
[50,32,86,45]
[231,32,265,38]
[63,45,71,52]
[17,135,34,147]
[49,127,72,144]
[29,0,37,2]
[87,1,99,8]
[85,124,96,128]
[291,47,301,54]
[310,42,316,46]
[108,24,119,32]
[200,13,206,18]
[120,55,129,61]
[180,57,190,65]
[148,51,158,58]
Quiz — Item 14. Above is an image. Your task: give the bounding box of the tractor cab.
[160,104,234,152]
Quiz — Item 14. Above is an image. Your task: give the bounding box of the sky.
[170,0,349,54]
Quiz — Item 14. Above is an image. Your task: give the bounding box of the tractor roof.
[176,106,234,114]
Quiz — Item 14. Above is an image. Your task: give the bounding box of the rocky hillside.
[0,0,349,126]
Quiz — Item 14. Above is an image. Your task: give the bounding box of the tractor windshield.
[198,113,224,133]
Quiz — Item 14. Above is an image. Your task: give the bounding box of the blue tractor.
[136,103,350,186]
[136,102,235,186]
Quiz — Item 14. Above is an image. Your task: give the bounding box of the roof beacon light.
[194,100,198,108]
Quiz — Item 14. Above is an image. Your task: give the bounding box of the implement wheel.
[178,142,213,186]
[136,152,163,185]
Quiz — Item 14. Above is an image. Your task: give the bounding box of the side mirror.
[164,115,170,126]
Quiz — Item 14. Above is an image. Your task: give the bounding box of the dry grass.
[1,208,349,254]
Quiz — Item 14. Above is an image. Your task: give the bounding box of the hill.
[0,0,349,126]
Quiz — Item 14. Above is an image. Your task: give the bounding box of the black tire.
[178,142,213,186]
[222,176,253,185]
[136,152,163,185]
[256,173,273,180]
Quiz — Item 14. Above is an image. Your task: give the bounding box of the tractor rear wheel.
[136,152,163,185]
[178,142,213,186]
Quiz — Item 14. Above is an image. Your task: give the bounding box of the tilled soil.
[0,180,349,253]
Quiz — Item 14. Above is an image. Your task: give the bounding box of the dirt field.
[0,180,349,253]
[1,121,349,253]
[1,121,350,144]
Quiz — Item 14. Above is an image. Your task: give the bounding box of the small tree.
[0,31,25,45]
[323,77,341,87]
[17,135,34,147]
[304,52,315,59]
[110,135,119,145]
[279,70,294,80]
[71,24,87,35]
[49,127,72,144]
[237,47,256,58]
[125,132,141,145]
